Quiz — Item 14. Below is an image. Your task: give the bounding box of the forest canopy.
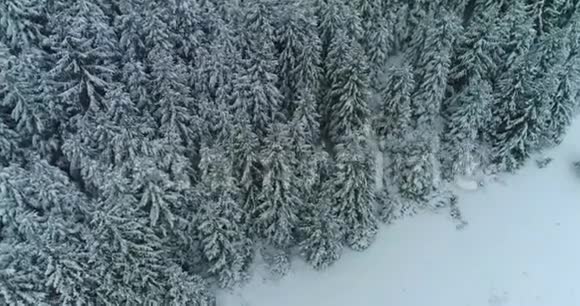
[1,0,579,305]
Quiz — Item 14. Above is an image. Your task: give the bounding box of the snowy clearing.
[220,119,580,306]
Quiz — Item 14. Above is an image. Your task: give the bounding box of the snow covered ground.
[220,120,580,306]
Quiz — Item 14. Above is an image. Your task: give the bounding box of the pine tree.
[279,7,323,201]
[355,0,393,86]
[1,47,58,162]
[441,1,501,178]
[290,88,321,148]
[408,6,459,190]
[527,1,578,148]
[325,28,370,145]
[165,266,215,306]
[545,20,580,144]
[404,0,432,64]
[254,123,302,248]
[46,0,119,116]
[130,157,183,235]
[234,0,284,137]
[230,55,283,139]
[229,114,262,231]
[318,0,366,141]
[147,46,198,184]
[495,0,535,77]
[391,132,436,202]
[275,0,322,116]
[133,1,203,184]
[0,160,97,304]
[442,78,493,178]
[115,1,148,63]
[412,7,460,131]
[488,0,534,168]
[114,1,152,113]
[492,54,543,169]
[167,0,207,67]
[197,146,252,288]
[383,0,411,52]
[317,0,346,59]
[139,0,178,53]
[449,1,502,89]
[331,132,378,251]
[375,64,415,143]
[195,20,241,142]
[298,194,343,270]
[298,150,343,269]
[197,195,249,287]
[287,90,322,211]
[530,26,571,147]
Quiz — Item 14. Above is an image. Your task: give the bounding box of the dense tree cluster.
[1,0,579,304]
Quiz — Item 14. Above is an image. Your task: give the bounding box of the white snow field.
[220,120,580,306]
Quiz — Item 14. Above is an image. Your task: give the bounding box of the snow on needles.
[221,119,580,306]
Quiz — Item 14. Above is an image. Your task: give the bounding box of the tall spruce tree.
[490,0,546,170]
[546,18,580,143]
[1,45,57,162]
[449,0,503,89]
[197,146,252,288]
[275,0,322,116]
[234,0,284,137]
[494,0,535,77]
[298,189,343,269]
[442,78,493,178]
[441,1,501,178]
[298,149,343,270]
[355,0,393,87]
[324,28,370,145]
[492,53,543,169]
[404,0,433,64]
[391,131,437,202]
[147,46,198,185]
[412,7,459,131]
[46,0,118,116]
[531,26,571,146]
[407,6,460,193]
[194,19,241,142]
[319,0,367,142]
[331,132,377,251]
[254,123,302,249]
[229,114,262,232]
[383,0,411,52]
[375,64,415,143]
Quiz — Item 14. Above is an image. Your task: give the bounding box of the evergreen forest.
[1,0,579,304]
